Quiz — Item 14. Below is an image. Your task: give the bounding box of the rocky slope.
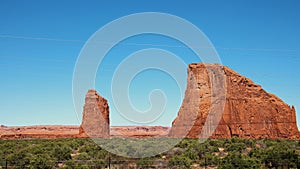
[169,63,299,139]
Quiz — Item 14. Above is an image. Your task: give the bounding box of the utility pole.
[108,154,111,169]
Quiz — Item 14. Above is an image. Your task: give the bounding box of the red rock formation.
[79,89,110,138]
[1,67,299,140]
[0,125,82,139]
[0,126,170,139]
[169,63,299,139]
[110,126,170,138]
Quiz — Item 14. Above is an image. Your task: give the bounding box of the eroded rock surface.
[169,63,299,139]
[79,89,110,138]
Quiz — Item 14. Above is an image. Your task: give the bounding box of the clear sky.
[0,0,300,127]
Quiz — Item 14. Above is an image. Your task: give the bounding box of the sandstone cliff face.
[169,63,299,139]
[79,89,110,138]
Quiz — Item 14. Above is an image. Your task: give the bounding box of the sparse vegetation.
[0,138,299,168]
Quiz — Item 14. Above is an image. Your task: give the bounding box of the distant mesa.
[0,63,299,139]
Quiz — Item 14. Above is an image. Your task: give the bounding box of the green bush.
[263,142,298,168]
[208,139,225,147]
[1,138,300,168]
[224,142,246,152]
[62,159,88,169]
[53,145,72,161]
[6,149,31,169]
[184,148,199,161]
[218,152,260,169]
[30,154,54,169]
[201,154,220,167]
[136,158,154,168]
[74,152,90,161]
[168,155,192,169]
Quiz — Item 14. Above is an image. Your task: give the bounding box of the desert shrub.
[243,139,255,147]
[53,145,72,161]
[62,159,88,169]
[183,147,199,161]
[263,142,298,168]
[230,137,244,143]
[6,149,31,169]
[1,138,300,168]
[168,155,192,169]
[201,154,220,167]
[224,142,246,152]
[208,139,225,147]
[84,159,106,169]
[248,147,265,160]
[263,138,278,147]
[136,158,154,168]
[74,152,90,161]
[208,145,220,153]
[30,154,55,169]
[218,152,260,169]
[176,138,196,148]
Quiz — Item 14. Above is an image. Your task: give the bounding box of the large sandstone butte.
[169,63,299,139]
[79,89,110,138]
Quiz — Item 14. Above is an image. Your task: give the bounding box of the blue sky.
[0,0,300,127]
